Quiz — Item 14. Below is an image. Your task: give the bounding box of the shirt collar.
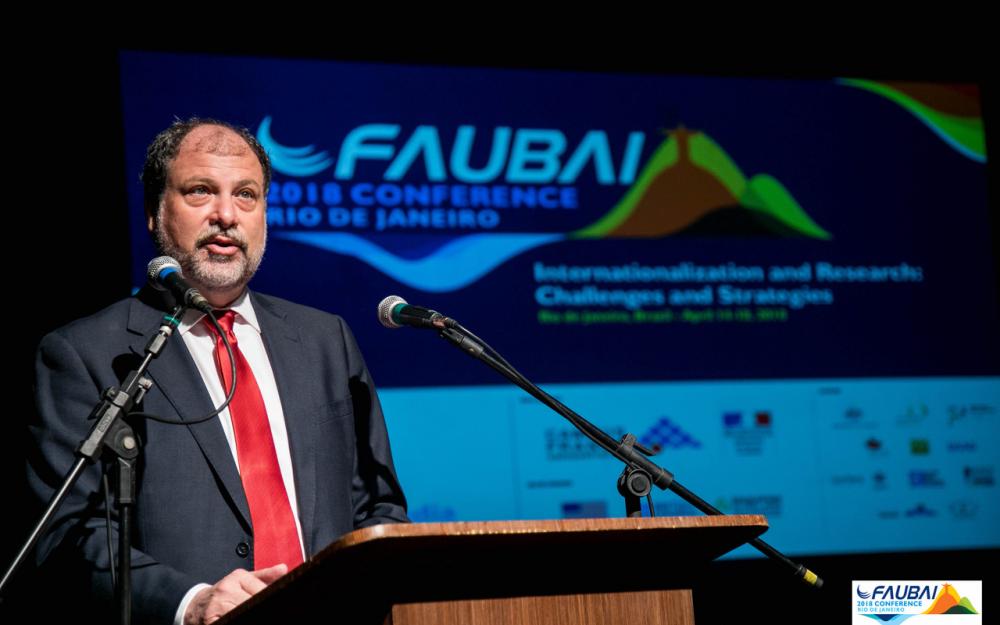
[178,290,261,336]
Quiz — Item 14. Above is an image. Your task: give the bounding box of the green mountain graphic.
[573,128,831,240]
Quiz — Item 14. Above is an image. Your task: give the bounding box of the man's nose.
[211,195,239,228]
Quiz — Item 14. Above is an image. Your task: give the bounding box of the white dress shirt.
[173,291,304,625]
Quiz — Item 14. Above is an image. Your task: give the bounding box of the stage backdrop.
[120,51,999,557]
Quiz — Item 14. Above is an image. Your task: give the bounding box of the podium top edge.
[335,515,768,549]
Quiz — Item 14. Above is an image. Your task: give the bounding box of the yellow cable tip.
[802,569,823,588]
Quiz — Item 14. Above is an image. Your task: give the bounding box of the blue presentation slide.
[120,51,999,556]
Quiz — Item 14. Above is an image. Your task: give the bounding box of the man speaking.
[28,118,408,624]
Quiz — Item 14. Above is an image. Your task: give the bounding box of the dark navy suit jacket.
[28,287,408,624]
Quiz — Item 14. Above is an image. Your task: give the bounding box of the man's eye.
[188,186,209,195]
[237,189,256,200]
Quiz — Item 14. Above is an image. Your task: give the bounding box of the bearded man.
[28,118,408,625]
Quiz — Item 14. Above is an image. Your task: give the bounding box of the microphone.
[377,295,456,330]
[147,257,212,313]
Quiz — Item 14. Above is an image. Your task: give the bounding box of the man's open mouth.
[202,236,244,256]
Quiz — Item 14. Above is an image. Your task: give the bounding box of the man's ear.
[146,209,155,234]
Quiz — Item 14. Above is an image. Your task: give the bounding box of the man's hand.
[184,563,288,625]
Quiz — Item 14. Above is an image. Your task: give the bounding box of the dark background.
[5,35,997,623]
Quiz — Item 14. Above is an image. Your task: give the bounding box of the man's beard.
[154,221,266,293]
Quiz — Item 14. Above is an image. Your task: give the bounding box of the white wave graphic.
[273,231,563,292]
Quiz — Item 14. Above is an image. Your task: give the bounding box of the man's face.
[149,125,267,301]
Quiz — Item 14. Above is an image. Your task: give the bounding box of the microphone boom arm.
[435,324,823,589]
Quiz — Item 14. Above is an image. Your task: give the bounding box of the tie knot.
[204,309,238,342]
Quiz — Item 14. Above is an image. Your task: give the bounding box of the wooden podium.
[221,515,767,625]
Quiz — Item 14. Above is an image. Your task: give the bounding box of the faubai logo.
[852,580,981,623]
[260,119,831,293]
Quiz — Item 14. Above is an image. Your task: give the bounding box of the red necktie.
[204,310,303,570]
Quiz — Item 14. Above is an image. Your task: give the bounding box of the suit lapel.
[126,291,252,530]
[250,292,320,556]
